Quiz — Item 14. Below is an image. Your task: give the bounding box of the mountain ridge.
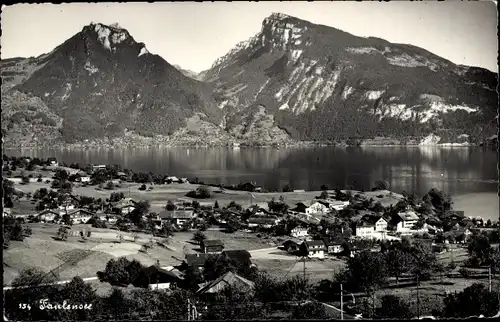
[1,15,497,147]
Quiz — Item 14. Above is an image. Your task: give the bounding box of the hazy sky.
[1,1,498,72]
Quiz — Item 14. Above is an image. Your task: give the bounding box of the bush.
[458,267,470,278]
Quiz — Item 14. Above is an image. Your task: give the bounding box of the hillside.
[203,13,498,142]
[1,23,223,145]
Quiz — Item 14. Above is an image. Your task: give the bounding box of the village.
[3,155,500,320]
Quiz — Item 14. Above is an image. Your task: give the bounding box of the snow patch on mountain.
[94,24,112,51]
[84,61,99,75]
[419,102,479,123]
[365,90,384,100]
[342,86,354,100]
[291,49,303,62]
[138,47,149,57]
[61,83,72,101]
[279,102,290,110]
[218,100,229,109]
[375,104,413,121]
[254,79,270,100]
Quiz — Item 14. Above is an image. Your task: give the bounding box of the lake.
[5,146,498,196]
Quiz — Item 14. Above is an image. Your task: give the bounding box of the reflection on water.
[6,146,498,196]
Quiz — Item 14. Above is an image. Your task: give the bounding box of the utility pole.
[187,299,191,321]
[489,266,492,293]
[340,283,344,320]
[416,274,420,320]
[303,255,306,281]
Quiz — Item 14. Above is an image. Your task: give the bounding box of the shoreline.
[2,142,489,150]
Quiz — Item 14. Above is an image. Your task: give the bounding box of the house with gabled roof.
[355,215,388,240]
[184,253,211,270]
[300,240,326,259]
[393,210,420,232]
[159,210,195,227]
[196,271,254,296]
[200,239,224,253]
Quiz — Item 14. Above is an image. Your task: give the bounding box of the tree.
[376,295,412,319]
[214,200,220,209]
[60,276,98,320]
[423,188,453,215]
[165,200,176,211]
[319,190,329,199]
[54,169,69,181]
[203,254,235,281]
[98,257,136,286]
[443,283,499,318]
[345,251,388,293]
[385,248,414,284]
[282,184,292,192]
[320,184,329,191]
[192,230,207,244]
[109,192,125,202]
[105,181,115,190]
[373,180,390,191]
[467,234,493,267]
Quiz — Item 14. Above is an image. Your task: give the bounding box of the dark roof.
[323,236,345,246]
[303,240,326,248]
[222,250,252,262]
[202,239,224,247]
[196,271,254,295]
[185,253,211,267]
[37,210,59,216]
[138,265,184,281]
[360,215,385,226]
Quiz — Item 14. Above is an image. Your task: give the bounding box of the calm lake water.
[5,146,498,197]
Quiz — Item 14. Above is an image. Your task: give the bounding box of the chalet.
[67,209,94,224]
[92,164,106,170]
[159,210,195,227]
[79,176,91,183]
[185,253,211,270]
[221,250,252,267]
[293,201,313,213]
[393,210,420,232]
[58,204,76,213]
[37,210,59,223]
[305,201,329,215]
[444,211,465,223]
[324,199,350,211]
[200,239,224,253]
[282,240,301,253]
[291,227,309,238]
[196,271,254,296]
[300,240,326,259]
[355,216,388,240]
[116,171,128,180]
[133,265,184,290]
[323,237,347,255]
[120,205,136,215]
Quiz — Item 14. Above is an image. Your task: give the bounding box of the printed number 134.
[19,303,31,310]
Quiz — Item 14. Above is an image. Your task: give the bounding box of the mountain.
[202,13,498,143]
[173,64,204,81]
[1,22,224,146]
[2,15,497,147]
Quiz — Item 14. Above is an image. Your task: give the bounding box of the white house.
[328,199,350,211]
[305,202,329,215]
[394,211,420,232]
[355,216,388,240]
[79,176,91,183]
[121,205,136,215]
[300,240,326,259]
[291,227,309,238]
[37,210,59,223]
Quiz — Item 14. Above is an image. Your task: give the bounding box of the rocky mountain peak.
[83,22,133,53]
